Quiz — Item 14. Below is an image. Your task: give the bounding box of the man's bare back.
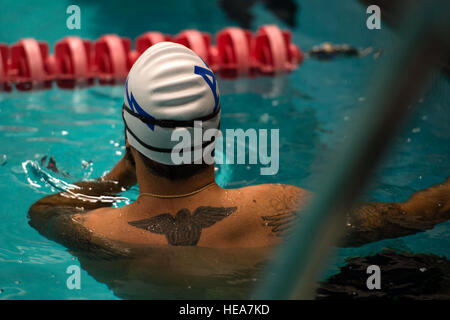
[28,152,450,254]
[73,184,309,248]
[30,175,311,250]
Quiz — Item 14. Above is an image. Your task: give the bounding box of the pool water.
[0,0,449,299]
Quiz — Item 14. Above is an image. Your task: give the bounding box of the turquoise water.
[0,0,449,299]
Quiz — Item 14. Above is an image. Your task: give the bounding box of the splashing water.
[21,160,131,207]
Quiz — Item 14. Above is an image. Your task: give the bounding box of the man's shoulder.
[213,184,311,246]
[234,183,311,208]
[74,206,115,220]
[73,206,122,234]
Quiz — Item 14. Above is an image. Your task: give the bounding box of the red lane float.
[216,27,253,77]
[136,32,170,54]
[252,25,303,75]
[1,25,303,92]
[51,36,95,88]
[10,38,52,90]
[94,34,130,84]
[0,44,11,91]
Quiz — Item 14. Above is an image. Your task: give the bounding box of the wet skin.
[27,150,450,298]
[28,150,450,252]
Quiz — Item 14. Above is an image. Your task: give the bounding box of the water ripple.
[21,160,130,205]
[0,126,38,132]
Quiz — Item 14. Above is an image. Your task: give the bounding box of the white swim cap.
[123,42,220,165]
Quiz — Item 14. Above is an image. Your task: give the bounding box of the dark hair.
[127,147,210,180]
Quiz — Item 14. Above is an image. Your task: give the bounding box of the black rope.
[122,103,220,128]
[122,110,217,154]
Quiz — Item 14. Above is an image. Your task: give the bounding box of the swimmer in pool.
[28,42,450,253]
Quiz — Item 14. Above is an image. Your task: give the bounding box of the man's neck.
[135,165,216,197]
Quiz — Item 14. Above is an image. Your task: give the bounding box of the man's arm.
[28,149,136,234]
[342,177,450,246]
[261,178,450,247]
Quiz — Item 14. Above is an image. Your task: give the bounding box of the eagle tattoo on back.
[128,206,237,246]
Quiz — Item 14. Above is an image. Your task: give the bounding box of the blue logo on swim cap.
[194,65,219,112]
[125,78,155,131]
